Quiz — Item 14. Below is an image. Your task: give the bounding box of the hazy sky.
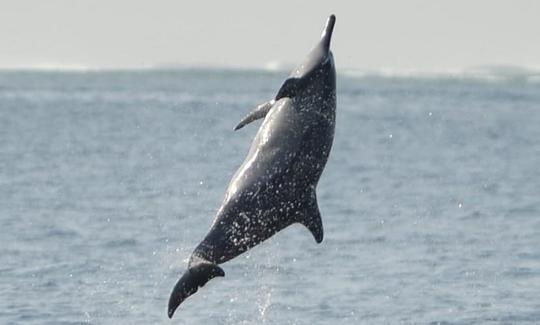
[1,0,539,71]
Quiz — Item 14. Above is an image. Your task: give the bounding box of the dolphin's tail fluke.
[167,262,225,318]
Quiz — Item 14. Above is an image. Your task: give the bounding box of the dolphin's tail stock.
[167,262,225,318]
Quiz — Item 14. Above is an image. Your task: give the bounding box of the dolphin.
[168,14,337,318]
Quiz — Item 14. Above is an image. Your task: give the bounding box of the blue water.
[1,69,540,324]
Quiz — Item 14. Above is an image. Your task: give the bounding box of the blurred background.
[1,0,540,73]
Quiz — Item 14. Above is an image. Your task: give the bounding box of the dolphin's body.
[168,15,337,318]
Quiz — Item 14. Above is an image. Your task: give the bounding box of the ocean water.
[1,69,540,324]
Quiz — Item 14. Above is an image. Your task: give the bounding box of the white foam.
[340,65,540,82]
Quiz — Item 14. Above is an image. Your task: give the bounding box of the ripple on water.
[104,238,140,248]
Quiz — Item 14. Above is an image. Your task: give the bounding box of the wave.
[341,65,540,83]
[2,63,539,83]
[0,62,155,72]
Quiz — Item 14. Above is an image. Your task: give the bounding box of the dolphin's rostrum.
[168,15,337,318]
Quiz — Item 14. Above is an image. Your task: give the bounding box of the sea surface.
[1,69,540,324]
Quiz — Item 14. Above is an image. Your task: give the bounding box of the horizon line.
[1,63,539,81]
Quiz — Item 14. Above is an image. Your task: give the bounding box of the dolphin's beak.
[321,14,336,52]
[286,14,336,78]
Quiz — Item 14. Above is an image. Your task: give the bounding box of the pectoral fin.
[298,190,324,243]
[234,100,274,131]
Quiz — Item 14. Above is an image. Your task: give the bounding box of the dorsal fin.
[275,77,302,100]
[234,100,274,131]
[298,189,324,243]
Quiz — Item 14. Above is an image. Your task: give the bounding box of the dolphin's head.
[275,15,336,101]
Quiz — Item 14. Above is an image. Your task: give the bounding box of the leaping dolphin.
[168,15,337,318]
